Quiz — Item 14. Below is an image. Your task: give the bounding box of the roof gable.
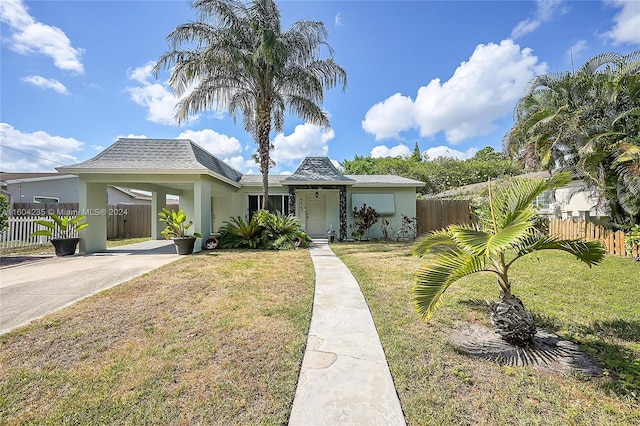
[58,138,243,183]
[282,157,355,184]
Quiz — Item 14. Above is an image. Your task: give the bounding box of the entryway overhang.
[281,157,355,241]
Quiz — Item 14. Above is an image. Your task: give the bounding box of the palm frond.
[412,229,458,257]
[512,234,606,267]
[411,251,487,320]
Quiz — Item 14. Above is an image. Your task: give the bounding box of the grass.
[0,248,315,425]
[331,243,640,425]
[2,239,638,424]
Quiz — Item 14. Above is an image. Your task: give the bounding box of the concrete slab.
[0,240,179,334]
[289,240,405,425]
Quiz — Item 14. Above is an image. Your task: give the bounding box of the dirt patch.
[0,256,54,269]
[449,323,603,376]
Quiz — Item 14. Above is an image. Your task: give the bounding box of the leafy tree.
[411,172,606,346]
[340,148,523,195]
[504,51,640,225]
[0,194,8,233]
[155,0,346,208]
[411,142,422,162]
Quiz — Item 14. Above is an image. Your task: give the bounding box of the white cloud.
[511,0,567,39]
[362,93,415,141]
[126,62,189,126]
[567,40,588,62]
[604,0,640,45]
[119,133,148,139]
[370,144,412,158]
[424,145,477,161]
[0,0,84,74]
[362,39,547,145]
[21,75,68,94]
[225,155,258,174]
[177,128,242,158]
[0,123,84,172]
[335,13,343,27]
[271,123,335,166]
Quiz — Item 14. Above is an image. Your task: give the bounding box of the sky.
[1,0,639,175]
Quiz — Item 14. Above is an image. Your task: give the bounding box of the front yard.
[1,242,638,424]
[0,249,315,425]
[333,243,640,425]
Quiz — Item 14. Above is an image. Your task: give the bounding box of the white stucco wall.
[552,180,609,220]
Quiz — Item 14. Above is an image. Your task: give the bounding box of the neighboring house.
[535,179,609,223]
[1,172,173,206]
[57,138,424,253]
[432,171,610,223]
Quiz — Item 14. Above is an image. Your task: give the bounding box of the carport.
[57,138,242,253]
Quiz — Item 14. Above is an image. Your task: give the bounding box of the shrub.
[352,204,380,240]
[218,215,263,249]
[0,194,8,233]
[218,211,310,250]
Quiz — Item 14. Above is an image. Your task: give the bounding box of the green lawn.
[1,241,638,425]
[0,249,315,425]
[332,243,640,425]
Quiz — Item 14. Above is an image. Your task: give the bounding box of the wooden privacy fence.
[416,199,473,235]
[549,219,638,257]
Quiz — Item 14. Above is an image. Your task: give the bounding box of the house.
[431,171,610,223]
[534,179,609,223]
[1,172,171,206]
[57,138,424,253]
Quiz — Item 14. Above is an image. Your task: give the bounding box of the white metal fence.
[0,216,79,249]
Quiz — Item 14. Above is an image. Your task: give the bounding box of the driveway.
[0,240,179,334]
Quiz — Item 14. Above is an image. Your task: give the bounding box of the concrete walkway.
[289,240,405,425]
[0,240,179,334]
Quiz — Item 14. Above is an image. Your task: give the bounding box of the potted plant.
[158,208,202,255]
[29,213,89,256]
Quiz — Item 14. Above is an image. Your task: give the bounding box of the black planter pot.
[51,238,81,257]
[174,237,197,255]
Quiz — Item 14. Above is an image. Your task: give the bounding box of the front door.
[306,196,325,236]
[212,197,229,232]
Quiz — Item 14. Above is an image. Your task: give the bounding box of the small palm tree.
[411,172,606,346]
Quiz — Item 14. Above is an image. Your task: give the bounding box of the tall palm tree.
[503,51,640,225]
[411,172,606,347]
[154,0,347,207]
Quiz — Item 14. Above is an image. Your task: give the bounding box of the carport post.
[78,180,107,253]
[192,178,212,252]
[151,189,167,240]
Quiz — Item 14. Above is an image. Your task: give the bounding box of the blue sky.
[1,0,639,175]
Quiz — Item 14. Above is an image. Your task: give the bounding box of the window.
[248,195,290,218]
[34,196,59,203]
[533,190,552,211]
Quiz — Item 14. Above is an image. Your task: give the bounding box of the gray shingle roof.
[58,138,243,183]
[282,157,355,184]
[345,175,424,187]
[239,174,286,186]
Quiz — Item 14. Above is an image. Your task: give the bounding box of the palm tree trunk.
[257,106,271,210]
[490,292,537,347]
